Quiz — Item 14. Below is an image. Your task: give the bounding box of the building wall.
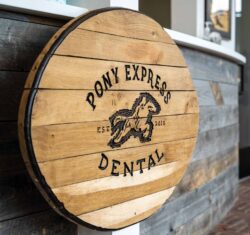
[0,10,77,234]
[139,0,171,28]
[67,0,110,10]
[0,9,239,235]
[171,0,236,50]
[141,48,239,234]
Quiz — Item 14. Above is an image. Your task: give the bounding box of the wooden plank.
[0,9,66,27]
[0,122,25,178]
[31,90,198,126]
[180,47,240,84]
[54,29,187,66]
[172,175,237,232]
[0,71,27,121]
[39,138,196,188]
[53,163,185,215]
[0,175,49,222]
[140,165,238,234]
[78,9,173,44]
[209,81,224,106]
[193,124,239,161]
[193,80,216,106]
[220,83,238,105]
[172,185,237,235]
[0,18,58,71]
[27,56,194,90]
[0,210,77,235]
[31,113,199,162]
[141,192,211,234]
[199,105,238,133]
[174,145,238,199]
[79,187,175,229]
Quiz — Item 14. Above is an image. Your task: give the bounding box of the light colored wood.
[27,56,193,90]
[52,162,186,215]
[54,29,186,67]
[78,187,175,229]
[78,10,174,44]
[31,90,198,126]
[32,114,199,162]
[39,138,196,188]
[18,8,199,229]
[209,81,224,106]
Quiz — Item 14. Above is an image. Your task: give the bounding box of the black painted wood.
[0,9,66,27]
[0,18,59,71]
[0,71,27,121]
[0,210,77,235]
[0,175,48,221]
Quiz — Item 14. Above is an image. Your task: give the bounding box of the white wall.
[171,0,236,50]
[110,0,138,10]
[67,0,138,11]
[171,0,197,36]
[221,0,236,50]
[67,0,110,10]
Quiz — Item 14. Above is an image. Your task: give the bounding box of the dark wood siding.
[0,10,77,235]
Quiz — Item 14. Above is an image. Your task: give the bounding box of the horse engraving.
[108,93,161,148]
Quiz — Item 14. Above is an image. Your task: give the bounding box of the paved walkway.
[210,177,250,235]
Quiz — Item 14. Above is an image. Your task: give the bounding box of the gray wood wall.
[0,9,240,235]
[141,49,240,235]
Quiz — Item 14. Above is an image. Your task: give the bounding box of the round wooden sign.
[18,8,199,230]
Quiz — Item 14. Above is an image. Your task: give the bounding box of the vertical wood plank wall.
[0,10,240,235]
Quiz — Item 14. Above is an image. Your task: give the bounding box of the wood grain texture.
[54,29,186,66]
[0,210,77,235]
[32,114,198,162]
[209,81,224,106]
[0,18,58,71]
[79,187,175,229]
[78,9,174,44]
[53,163,184,215]
[18,8,198,229]
[165,181,237,235]
[140,164,238,235]
[140,46,240,234]
[174,145,238,199]
[39,138,196,188]
[0,9,66,27]
[193,124,238,162]
[27,56,193,89]
[181,47,240,84]
[31,90,198,126]
[199,105,238,133]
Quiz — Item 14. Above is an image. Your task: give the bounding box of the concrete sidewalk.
[210,177,250,235]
